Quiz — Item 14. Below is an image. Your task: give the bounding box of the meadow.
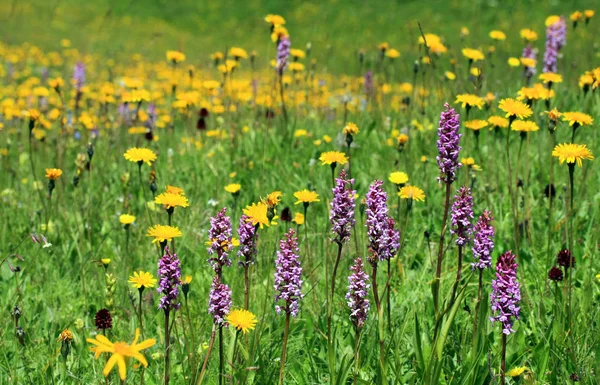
[0,1,599,384]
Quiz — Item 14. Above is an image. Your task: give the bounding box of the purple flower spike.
[450,187,474,247]
[276,36,291,75]
[208,276,232,326]
[436,103,462,184]
[73,61,86,91]
[274,229,304,317]
[157,246,181,312]
[238,214,258,267]
[522,44,537,78]
[543,16,567,73]
[346,257,370,328]
[490,251,521,335]
[365,180,400,264]
[330,169,356,245]
[472,210,495,270]
[207,207,232,273]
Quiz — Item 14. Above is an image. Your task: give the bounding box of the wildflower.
[293,213,305,225]
[385,48,400,59]
[462,48,485,62]
[490,251,521,335]
[274,229,304,316]
[508,57,521,67]
[124,147,157,166]
[548,266,564,281]
[73,61,85,91]
[265,14,286,27]
[511,120,539,132]
[226,309,258,334]
[389,171,409,186]
[229,47,248,60]
[207,207,233,272]
[520,29,538,41]
[488,116,509,129]
[522,44,537,78]
[166,185,184,195]
[58,329,73,343]
[498,98,533,120]
[445,71,456,80]
[506,367,529,377]
[365,180,400,264]
[157,246,181,311]
[489,30,506,40]
[208,276,232,326]
[129,271,157,290]
[398,185,426,202]
[346,257,370,328]
[87,328,156,380]
[224,183,241,195]
[294,189,320,205]
[166,50,186,63]
[543,16,567,73]
[147,225,182,244]
[95,309,113,331]
[319,151,348,166]
[561,112,593,127]
[437,103,462,184]
[343,122,359,136]
[276,36,291,75]
[455,94,484,110]
[552,143,594,167]
[238,215,258,267]
[154,192,190,210]
[472,211,494,270]
[243,202,270,228]
[450,187,474,246]
[465,120,488,131]
[330,170,356,244]
[45,168,63,180]
[119,214,136,226]
[539,72,563,84]
[545,108,562,122]
[557,249,575,269]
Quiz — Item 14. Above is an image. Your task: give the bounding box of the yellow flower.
[58,329,73,342]
[265,191,283,207]
[155,192,190,209]
[343,122,359,135]
[385,48,400,59]
[293,212,305,225]
[455,94,484,110]
[319,151,348,166]
[461,157,476,166]
[389,172,409,185]
[146,225,183,244]
[570,11,583,22]
[45,168,63,180]
[181,275,193,284]
[226,309,258,334]
[552,143,594,167]
[420,156,428,163]
[166,50,185,63]
[545,15,561,27]
[584,10,594,19]
[265,14,286,26]
[124,148,157,166]
[294,129,309,138]
[488,116,509,128]
[101,258,111,266]
[511,120,539,132]
[489,30,506,40]
[210,52,224,61]
[520,29,538,41]
[506,366,529,377]
[128,271,157,289]
[87,329,156,380]
[520,57,536,68]
[397,134,409,145]
[229,47,248,59]
[462,48,485,62]
[290,49,305,59]
[445,71,456,80]
[498,98,533,119]
[398,185,426,202]
[294,189,320,205]
[539,72,563,84]
[243,202,270,228]
[508,57,521,67]
[225,183,241,194]
[461,27,469,37]
[166,185,184,195]
[561,112,593,127]
[545,108,562,122]
[465,120,488,131]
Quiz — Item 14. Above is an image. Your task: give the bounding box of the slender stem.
[353,327,361,385]
[371,263,385,369]
[197,326,217,385]
[330,242,344,307]
[219,327,224,385]
[500,333,506,385]
[278,313,291,385]
[164,310,171,385]
[433,183,452,314]
[185,297,196,369]
[138,289,144,337]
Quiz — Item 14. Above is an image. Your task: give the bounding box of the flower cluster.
[522,44,537,78]
[274,229,304,317]
[490,251,521,335]
[436,103,462,184]
[157,246,181,311]
[450,187,474,246]
[238,214,258,267]
[543,16,567,73]
[471,210,495,269]
[346,257,370,328]
[276,36,291,75]
[330,170,356,244]
[365,180,400,264]
[208,276,232,326]
[207,207,233,272]
[73,61,86,91]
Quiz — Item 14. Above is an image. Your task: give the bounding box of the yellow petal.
[117,355,127,380]
[95,334,114,347]
[134,338,156,351]
[103,354,119,377]
[131,351,148,367]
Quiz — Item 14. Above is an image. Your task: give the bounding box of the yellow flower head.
[520,57,536,68]
[45,168,63,180]
[128,271,157,289]
[465,120,488,131]
[561,112,593,127]
[265,191,283,207]
[181,275,193,285]
[385,48,400,59]
[293,212,305,225]
[166,185,184,195]
[397,133,409,145]
[462,48,485,62]
[343,122,359,136]
[520,29,538,41]
[445,71,456,80]
[455,94,484,110]
[154,192,190,209]
[294,189,320,205]
[552,143,594,167]
[225,183,241,194]
[389,171,409,185]
[545,15,561,27]
[570,11,583,22]
[87,328,156,380]
[243,202,270,228]
[539,72,563,84]
[290,49,306,59]
[229,47,248,59]
[508,57,521,67]
[124,148,157,166]
[545,108,562,122]
[506,366,529,377]
[398,185,426,202]
[511,120,539,132]
[498,98,533,119]
[584,10,594,19]
[101,258,111,266]
[461,157,476,166]
[58,329,73,342]
[489,30,506,41]
[265,14,286,26]
[146,225,183,244]
[420,156,428,163]
[488,116,509,129]
[166,50,185,63]
[319,151,348,166]
[226,309,258,334]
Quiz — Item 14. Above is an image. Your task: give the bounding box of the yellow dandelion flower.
[58,329,73,342]
[488,116,509,128]
[570,11,583,22]
[398,185,426,202]
[293,212,305,225]
[146,225,183,244]
[511,120,539,132]
[343,122,359,135]
[319,151,348,166]
[539,72,563,84]
[465,120,488,131]
[265,14,286,26]
[489,30,506,41]
[552,143,594,167]
[124,148,157,166]
[584,10,594,19]
[498,98,533,119]
[445,71,456,80]
[545,108,562,122]
[545,15,561,27]
[265,191,283,207]
[229,47,248,59]
[508,57,521,67]
[385,48,400,59]
[294,189,320,205]
[455,94,484,110]
[520,29,538,41]
[226,309,258,334]
[243,202,270,228]
[45,168,63,180]
[128,271,157,289]
[225,183,241,194]
[389,172,409,185]
[561,112,593,127]
[462,48,485,62]
[154,192,190,209]
[461,157,476,166]
[166,50,185,63]
[166,185,184,195]
[506,366,529,377]
[520,57,536,68]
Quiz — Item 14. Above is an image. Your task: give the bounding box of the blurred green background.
[0,0,597,69]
